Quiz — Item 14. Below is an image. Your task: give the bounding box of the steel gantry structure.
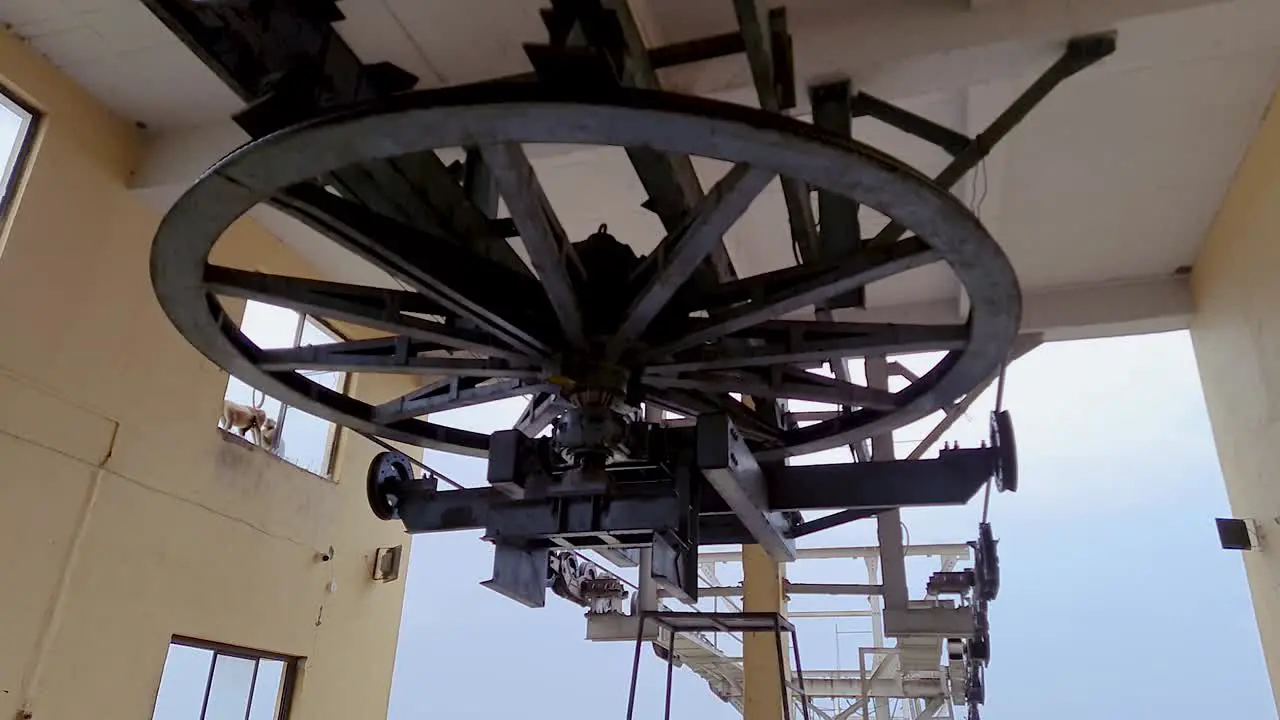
[140,0,1109,716]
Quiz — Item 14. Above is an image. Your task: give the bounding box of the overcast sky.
[386,330,1274,720]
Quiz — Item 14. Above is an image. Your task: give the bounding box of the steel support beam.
[733,1,814,264]
[394,448,996,535]
[698,544,972,564]
[697,414,795,562]
[882,607,976,638]
[798,676,947,700]
[810,77,864,308]
[867,32,1117,249]
[659,582,882,598]
[866,355,910,620]
[481,545,550,608]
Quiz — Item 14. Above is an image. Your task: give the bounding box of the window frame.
[271,313,348,478]
[220,302,350,479]
[160,635,301,720]
[0,84,40,225]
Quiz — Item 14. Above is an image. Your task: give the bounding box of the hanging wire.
[354,429,467,490]
[967,159,990,217]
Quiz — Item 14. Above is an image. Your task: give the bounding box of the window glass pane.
[224,376,283,428]
[0,88,36,221]
[276,407,337,476]
[300,318,339,347]
[247,659,286,720]
[203,654,256,720]
[429,396,530,432]
[152,644,213,720]
[298,369,343,392]
[240,301,301,349]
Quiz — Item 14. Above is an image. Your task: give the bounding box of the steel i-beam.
[696,413,796,562]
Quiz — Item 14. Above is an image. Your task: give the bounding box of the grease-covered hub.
[548,225,651,478]
[569,225,649,342]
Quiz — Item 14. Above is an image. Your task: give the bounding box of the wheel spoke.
[255,338,542,378]
[645,370,896,410]
[387,150,532,274]
[514,391,572,437]
[682,237,932,314]
[204,266,532,359]
[272,184,556,358]
[647,322,968,373]
[374,379,554,423]
[324,153,530,274]
[651,238,940,356]
[479,142,587,348]
[773,366,897,409]
[607,164,775,357]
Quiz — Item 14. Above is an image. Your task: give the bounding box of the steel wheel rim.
[151,83,1020,459]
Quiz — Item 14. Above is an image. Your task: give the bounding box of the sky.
[385,330,1275,720]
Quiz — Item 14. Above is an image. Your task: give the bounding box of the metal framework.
[627,612,811,720]
[139,1,1115,717]
[139,0,1124,461]
[581,543,988,720]
[153,82,1020,459]
[365,411,1012,599]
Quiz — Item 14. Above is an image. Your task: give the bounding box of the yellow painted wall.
[1190,84,1280,712]
[0,30,413,720]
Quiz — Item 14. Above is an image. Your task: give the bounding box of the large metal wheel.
[151,83,1020,460]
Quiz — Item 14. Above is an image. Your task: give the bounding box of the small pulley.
[367,450,415,521]
[968,631,991,665]
[966,664,986,705]
[990,409,1017,492]
[972,522,1000,602]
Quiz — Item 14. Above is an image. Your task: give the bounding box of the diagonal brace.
[696,413,796,562]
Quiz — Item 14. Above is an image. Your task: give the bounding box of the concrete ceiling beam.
[828,274,1193,342]
[654,0,1231,112]
[129,0,1227,197]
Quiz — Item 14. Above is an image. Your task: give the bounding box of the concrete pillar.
[1189,81,1280,714]
[742,544,787,720]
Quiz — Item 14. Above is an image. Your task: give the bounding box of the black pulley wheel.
[975,522,1000,602]
[991,409,1017,492]
[367,450,414,521]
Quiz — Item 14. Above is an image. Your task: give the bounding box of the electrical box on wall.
[1216,518,1259,551]
[373,545,404,582]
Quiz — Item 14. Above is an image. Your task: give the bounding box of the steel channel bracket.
[482,545,551,608]
[695,413,796,562]
[883,607,976,638]
[373,413,1009,609]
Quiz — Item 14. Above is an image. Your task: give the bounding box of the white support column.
[867,356,908,614]
[636,402,665,614]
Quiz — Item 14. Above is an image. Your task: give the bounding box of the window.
[221,299,346,477]
[151,637,298,720]
[0,85,38,224]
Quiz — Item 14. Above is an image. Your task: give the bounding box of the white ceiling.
[4,0,1279,335]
